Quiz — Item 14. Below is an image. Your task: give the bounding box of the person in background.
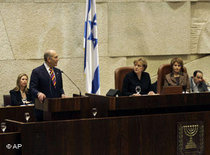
[29,49,65,121]
[164,57,190,92]
[10,73,32,106]
[189,70,208,93]
[122,58,155,96]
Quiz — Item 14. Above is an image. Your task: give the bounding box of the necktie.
[49,67,56,88]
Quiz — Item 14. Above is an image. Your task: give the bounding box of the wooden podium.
[35,96,90,121]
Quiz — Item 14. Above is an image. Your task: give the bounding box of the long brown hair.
[13,73,29,93]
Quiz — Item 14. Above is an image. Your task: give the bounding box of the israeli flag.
[84,0,100,94]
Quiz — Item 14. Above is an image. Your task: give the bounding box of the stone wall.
[0,0,210,106]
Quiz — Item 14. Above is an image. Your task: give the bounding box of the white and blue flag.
[84,0,100,94]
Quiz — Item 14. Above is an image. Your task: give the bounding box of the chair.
[3,95,11,106]
[157,64,187,94]
[114,66,133,93]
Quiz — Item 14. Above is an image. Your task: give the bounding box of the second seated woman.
[10,73,32,106]
[164,57,190,92]
[122,58,155,96]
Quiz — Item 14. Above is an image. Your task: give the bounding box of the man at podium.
[29,49,65,120]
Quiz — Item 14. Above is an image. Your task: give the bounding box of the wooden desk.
[0,105,35,123]
[3,93,210,154]
[87,92,210,116]
[5,110,210,155]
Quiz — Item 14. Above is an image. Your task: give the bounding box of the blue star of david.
[88,14,98,48]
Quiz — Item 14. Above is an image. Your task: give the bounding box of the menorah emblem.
[183,125,199,149]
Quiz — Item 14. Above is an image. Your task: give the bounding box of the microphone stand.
[61,71,82,96]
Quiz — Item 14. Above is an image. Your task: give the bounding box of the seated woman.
[122,58,155,96]
[164,57,190,92]
[10,73,32,106]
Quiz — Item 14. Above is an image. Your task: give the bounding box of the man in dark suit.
[30,49,65,120]
[189,70,208,93]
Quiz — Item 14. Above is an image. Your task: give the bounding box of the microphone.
[61,70,82,96]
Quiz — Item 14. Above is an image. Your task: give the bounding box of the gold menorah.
[183,125,198,149]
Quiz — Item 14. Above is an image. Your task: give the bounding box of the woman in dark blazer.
[10,73,32,106]
[164,57,190,92]
[122,58,155,96]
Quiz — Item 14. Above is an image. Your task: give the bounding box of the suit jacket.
[9,89,32,106]
[164,72,190,92]
[29,64,64,99]
[189,76,208,93]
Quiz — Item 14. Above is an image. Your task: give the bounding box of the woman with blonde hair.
[164,57,190,92]
[122,58,155,96]
[10,73,32,106]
